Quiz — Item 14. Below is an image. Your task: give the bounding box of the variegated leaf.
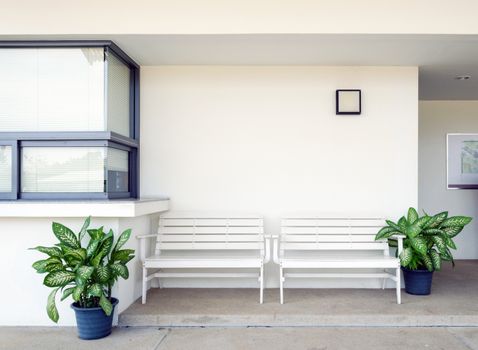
[99,295,113,316]
[410,237,427,255]
[44,271,76,287]
[47,287,60,323]
[407,208,419,224]
[440,216,472,228]
[52,222,79,249]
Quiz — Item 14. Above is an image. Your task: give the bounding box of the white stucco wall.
[0,215,155,326]
[1,0,478,35]
[140,65,419,288]
[419,101,478,259]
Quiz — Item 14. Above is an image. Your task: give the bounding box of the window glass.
[107,53,130,136]
[0,146,12,192]
[22,147,106,193]
[0,48,105,132]
[107,148,129,192]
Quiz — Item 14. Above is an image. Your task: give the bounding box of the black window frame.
[0,41,140,200]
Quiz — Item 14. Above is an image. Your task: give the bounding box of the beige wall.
[140,65,419,287]
[419,101,478,259]
[1,0,478,35]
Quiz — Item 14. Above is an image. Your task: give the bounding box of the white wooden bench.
[138,212,270,304]
[273,216,403,304]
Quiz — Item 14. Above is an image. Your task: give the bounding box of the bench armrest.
[271,235,280,265]
[389,235,405,256]
[136,234,158,262]
[264,235,271,264]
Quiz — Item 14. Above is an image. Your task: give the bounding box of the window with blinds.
[0,41,139,200]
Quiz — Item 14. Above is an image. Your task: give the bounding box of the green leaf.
[78,216,91,242]
[386,220,402,232]
[399,247,413,266]
[113,228,132,253]
[405,222,422,238]
[61,287,75,301]
[110,263,129,279]
[99,230,114,258]
[44,270,76,287]
[99,295,113,316]
[86,239,101,259]
[440,216,472,228]
[422,228,444,236]
[442,226,464,238]
[430,249,441,271]
[87,283,103,297]
[64,248,86,262]
[398,216,408,231]
[32,259,50,273]
[72,285,84,302]
[424,212,448,229]
[112,249,135,263]
[91,252,104,267]
[375,227,397,240]
[47,287,60,323]
[407,208,419,224]
[76,266,95,281]
[422,253,434,271]
[29,246,63,258]
[52,222,79,249]
[95,265,110,283]
[416,215,432,228]
[409,236,427,255]
[88,227,105,241]
[443,234,457,250]
[432,235,447,254]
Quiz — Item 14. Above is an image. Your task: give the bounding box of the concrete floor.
[3,261,478,349]
[1,326,478,350]
[120,260,478,327]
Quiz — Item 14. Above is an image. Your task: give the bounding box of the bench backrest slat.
[156,214,264,253]
[280,216,387,254]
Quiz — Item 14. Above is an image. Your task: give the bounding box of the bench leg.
[396,267,401,304]
[279,266,284,304]
[142,266,147,304]
[259,264,264,304]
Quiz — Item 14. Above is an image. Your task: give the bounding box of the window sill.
[0,197,169,218]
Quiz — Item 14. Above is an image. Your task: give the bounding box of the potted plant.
[375,208,471,295]
[30,217,134,339]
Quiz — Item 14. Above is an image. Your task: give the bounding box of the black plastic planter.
[401,267,433,295]
[71,298,118,340]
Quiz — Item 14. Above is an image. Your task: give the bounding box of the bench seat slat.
[156,242,263,250]
[280,242,388,250]
[159,226,263,234]
[281,235,377,242]
[282,219,385,227]
[157,234,264,242]
[281,227,380,235]
[161,218,263,227]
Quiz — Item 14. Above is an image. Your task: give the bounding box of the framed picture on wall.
[447,133,478,189]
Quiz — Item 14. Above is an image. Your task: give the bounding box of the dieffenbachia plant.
[375,208,471,271]
[30,217,135,323]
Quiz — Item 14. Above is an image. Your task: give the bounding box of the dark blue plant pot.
[71,298,118,340]
[401,267,434,295]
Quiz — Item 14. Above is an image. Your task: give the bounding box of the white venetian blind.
[21,147,106,193]
[0,48,105,132]
[107,53,131,136]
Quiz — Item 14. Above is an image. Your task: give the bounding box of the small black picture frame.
[336,89,361,115]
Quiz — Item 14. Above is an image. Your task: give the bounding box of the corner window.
[0,41,139,200]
